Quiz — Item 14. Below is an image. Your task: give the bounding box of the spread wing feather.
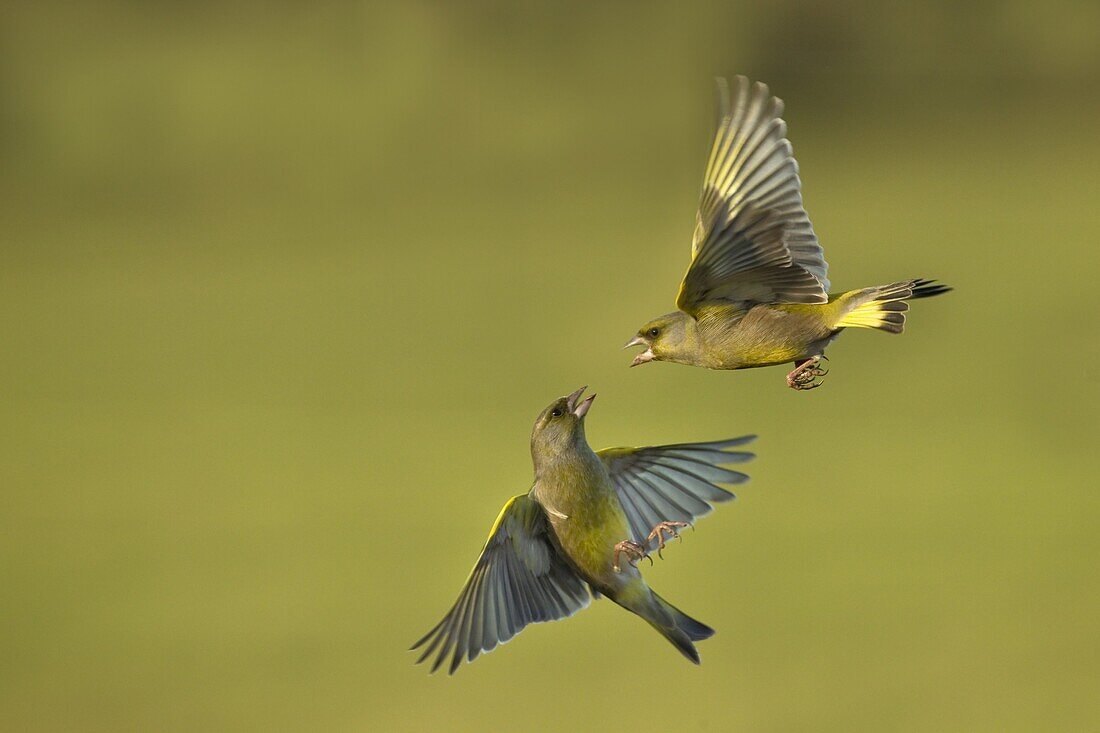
[677,76,829,314]
[598,436,757,551]
[411,494,590,674]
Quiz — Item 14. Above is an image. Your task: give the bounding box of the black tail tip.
[665,630,703,664]
[910,279,952,299]
[684,620,716,642]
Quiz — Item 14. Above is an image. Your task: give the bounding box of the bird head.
[530,386,596,467]
[624,312,692,366]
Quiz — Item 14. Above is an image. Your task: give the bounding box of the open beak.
[624,335,655,367]
[565,385,596,419]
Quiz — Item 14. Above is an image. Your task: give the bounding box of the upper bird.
[411,386,755,673]
[625,76,950,390]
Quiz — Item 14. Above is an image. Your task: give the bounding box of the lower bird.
[411,386,756,673]
[625,76,950,389]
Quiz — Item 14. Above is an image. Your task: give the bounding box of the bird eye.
[550,408,563,418]
[648,327,661,338]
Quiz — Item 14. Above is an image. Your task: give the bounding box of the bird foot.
[646,520,692,560]
[612,540,651,573]
[786,356,828,391]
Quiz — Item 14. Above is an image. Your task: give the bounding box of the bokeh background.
[3,2,1098,731]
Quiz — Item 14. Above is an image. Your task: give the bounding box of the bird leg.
[612,540,651,573]
[646,520,692,560]
[786,355,828,391]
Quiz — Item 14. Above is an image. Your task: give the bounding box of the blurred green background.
[2,2,1098,731]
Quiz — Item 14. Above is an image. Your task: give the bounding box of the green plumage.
[625,77,950,386]
[411,388,755,673]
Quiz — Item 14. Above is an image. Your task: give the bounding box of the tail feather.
[910,278,953,299]
[643,591,715,664]
[833,278,951,334]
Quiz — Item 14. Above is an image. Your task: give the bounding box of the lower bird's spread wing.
[677,77,829,315]
[598,437,756,551]
[411,494,591,674]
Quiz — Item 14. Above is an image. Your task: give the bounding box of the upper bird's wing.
[676,76,830,316]
[411,494,591,674]
[598,436,756,551]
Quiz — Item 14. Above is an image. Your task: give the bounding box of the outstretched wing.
[598,436,757,551]
[677,76,829,315]
[411,494,591,674]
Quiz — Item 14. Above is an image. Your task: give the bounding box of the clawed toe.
[787,356,828,391]
[613,540,651,573]
[615,520,697,571]
[646,520,692,559]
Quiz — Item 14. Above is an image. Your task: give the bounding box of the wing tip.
[709,434,758,451]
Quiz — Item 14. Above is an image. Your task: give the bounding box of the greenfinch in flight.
[626,77,950,389]
[411,387,755,673]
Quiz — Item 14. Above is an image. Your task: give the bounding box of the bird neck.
[532,441,606,506]
[657,313,704,366]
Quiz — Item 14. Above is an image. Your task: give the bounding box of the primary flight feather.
[625,76,950,389]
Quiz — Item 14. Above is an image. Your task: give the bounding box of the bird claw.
[787,356,828,391]
[612,540,651,573]
[647,520,692,559]
[614,521,694,571]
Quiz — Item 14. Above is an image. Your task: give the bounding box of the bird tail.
[640,590,715,664]
[831,279,951,334]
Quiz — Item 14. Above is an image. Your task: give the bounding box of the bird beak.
[565,386,595,418]
[565,386,587,412]
[624,335,655,367]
